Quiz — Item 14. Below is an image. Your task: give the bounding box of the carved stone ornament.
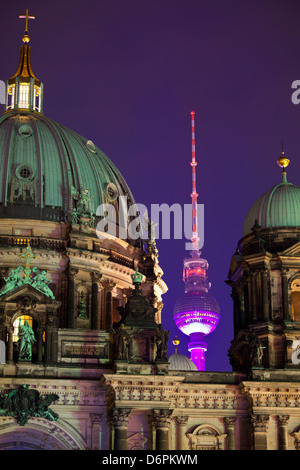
[152,409,173,428]
[16,296,37,314]
[0,384,59,426]
[251,414,269,432]
[109,408,131,427]
[276,415,289,426]
[90,272,102,284]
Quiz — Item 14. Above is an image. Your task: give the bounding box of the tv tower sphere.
[173,111,220,371]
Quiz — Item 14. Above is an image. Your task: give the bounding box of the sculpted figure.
[18,320,36,361]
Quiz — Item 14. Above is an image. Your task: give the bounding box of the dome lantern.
[5,9,43,114]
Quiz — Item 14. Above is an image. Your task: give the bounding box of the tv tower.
[173,111,220,371]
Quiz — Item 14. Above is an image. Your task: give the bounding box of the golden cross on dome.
[19,9,35,43]
[19,242,38,277]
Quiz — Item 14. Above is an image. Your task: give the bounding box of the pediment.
[280,241,300,257]
[0,283,54,304]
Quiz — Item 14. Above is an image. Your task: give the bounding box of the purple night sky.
[1,0,300,371]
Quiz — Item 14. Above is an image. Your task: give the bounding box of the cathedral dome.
[1,32,136,234]
[168,352,198,371]
[0,110,135,226]
[243,153,300,237]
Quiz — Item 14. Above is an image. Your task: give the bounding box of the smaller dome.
[168,352,198,371]
[243,180,300,237]
[243,154,300,237]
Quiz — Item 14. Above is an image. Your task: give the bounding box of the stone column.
[7,326,13,363]
[250,271,257,322]
[175,416,189,450]
[281,268,290,321]
[90,273,102,330]
[45,324,52,363]
[90,413,102,450]
[276,415,289,450]
[46,311,59,363]
[36,326,43,363]
[153,410,173,451]
[262,268,270,321]
[223,417,236,450]
[66,268,78,328]
[110,408,131,450]
[251,415,269,450]
[101,279,116,330]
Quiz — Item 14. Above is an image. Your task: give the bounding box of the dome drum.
[238,226,300,256]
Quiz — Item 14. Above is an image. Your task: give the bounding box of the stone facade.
[1,19,300,451]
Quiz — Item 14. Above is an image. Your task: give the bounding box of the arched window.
[291,280,300,322]
[187,424,227,450]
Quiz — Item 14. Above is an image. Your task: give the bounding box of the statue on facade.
[18,320,36,361]
[78,291,88,318]
[249,328,265,367]
[0,244,55,300]
[70,186,95,227]
[114,324,131,360]
[154,324,170,361]
[0,266,23,295]
[31,267,55,299]
[142,214,159,257]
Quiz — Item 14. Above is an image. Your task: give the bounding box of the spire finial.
[19,9,35,43]
[277,146,290,184]
[172,337,180,354]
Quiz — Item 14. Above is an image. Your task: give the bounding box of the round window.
[15,165,34,182]
[18,125,33,138]
[104,182,118,201]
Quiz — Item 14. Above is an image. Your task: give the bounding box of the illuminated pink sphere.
[173,291,220,336]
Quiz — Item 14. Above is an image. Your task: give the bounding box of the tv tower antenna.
[190,111,200,256]
[173,111,220,371]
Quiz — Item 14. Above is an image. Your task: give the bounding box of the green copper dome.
[243,168,300,237]
[0,110,135,224]
[0,32,136,231]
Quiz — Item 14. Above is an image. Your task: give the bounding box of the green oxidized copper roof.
[243,166,300,237]
[0,110,135,222]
